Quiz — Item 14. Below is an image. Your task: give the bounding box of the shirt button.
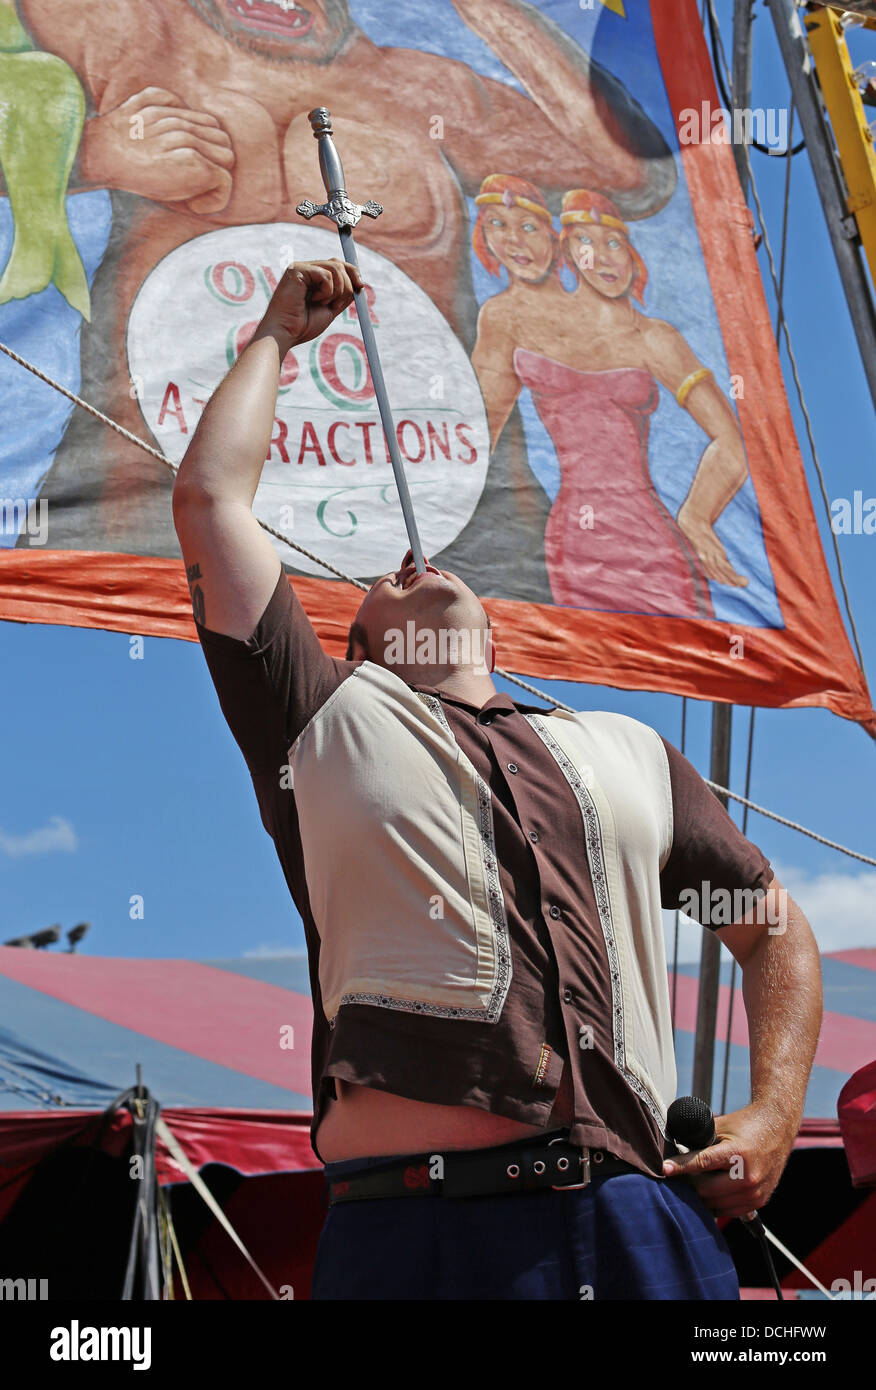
[563,989,573,1004]
[529,830,539,843]
[507,762,518,774]
[549,905,561,920]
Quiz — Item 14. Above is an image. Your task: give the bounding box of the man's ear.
[347,619,369,663]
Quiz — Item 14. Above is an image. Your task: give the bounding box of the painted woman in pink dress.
[471,181,750,617]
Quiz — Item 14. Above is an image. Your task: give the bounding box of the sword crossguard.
[296,194,383,229]
[296,107,383,229]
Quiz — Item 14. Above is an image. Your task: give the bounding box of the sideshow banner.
[0,0,872,728]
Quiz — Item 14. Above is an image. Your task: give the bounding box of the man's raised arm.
[172,259,362,640]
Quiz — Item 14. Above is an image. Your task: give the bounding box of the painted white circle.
[127,224,489,577]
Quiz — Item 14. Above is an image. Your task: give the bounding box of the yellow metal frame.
[818,5,876,32]
[807,5,876,288]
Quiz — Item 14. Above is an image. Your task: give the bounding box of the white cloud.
[0,815,78,858]
[663,861,876,962]
[769,861,876,954]
[242,942,307,959]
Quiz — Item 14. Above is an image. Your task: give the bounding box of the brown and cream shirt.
[194,570,773,1175]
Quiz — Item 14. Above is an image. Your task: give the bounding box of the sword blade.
[299,108,427,575]
[336,225,427,575]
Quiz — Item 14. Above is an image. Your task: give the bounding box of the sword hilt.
[310,107,344,198]
[296,108,383,229]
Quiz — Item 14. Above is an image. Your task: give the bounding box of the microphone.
[666,1095,715,1152]
[665,1095,784,1299]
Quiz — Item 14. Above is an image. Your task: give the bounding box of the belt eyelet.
[556,1156,570,1172]
[533,1160,546,1175]
[593,1150,604,1164]
[507,1163,520,1179]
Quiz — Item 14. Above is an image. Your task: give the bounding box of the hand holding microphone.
[666,1096,786,1299]
[664,1095,786,1224]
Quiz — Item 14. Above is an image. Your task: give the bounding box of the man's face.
[188,0,354,63]
[353,549,492,674]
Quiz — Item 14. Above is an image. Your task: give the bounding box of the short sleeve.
[659,737,773,930]
[193,568,355,777]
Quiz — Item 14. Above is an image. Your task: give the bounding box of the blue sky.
[2,0,875,981]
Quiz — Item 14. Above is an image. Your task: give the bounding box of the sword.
[296,107,427,575]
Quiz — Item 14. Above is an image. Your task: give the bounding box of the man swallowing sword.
[172,114,821,1302]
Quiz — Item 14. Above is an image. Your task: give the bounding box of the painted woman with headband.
[471,173,569,440]
[472,183,750,618]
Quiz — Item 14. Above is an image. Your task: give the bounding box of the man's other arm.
[666,877,823,1220]
[658,737,822,1218]
[172,259,361,640]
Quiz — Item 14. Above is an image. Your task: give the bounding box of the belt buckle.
[549,1136,591,1191]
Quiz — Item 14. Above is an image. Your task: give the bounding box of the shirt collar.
[409,683,541,718]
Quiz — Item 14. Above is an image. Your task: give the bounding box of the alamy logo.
[830,491,876,535]
[677,102,788,151]
[382,622,490,674]
[0,1276,48,1299]
[50,1321,151,1371]
[678,882,786,933]
[0,497,48,545]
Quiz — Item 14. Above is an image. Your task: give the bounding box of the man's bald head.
[186,0,354,64]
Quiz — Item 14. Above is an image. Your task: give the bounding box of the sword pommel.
[308,107,333,138]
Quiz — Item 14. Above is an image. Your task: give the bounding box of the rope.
[159,1185,192,1301]
[156,1185,175,1301]
[0,339,370,591]
[0,340,171,465]
[761,1223,837,1299]
[493,669,575,711]
[155,1116,280,1299]
[0,1056,70,1108]
[2,337,874,866]
[702,776,876,864]
[774,95,796,343]
[704,0,869,676]
[706,0,806,156]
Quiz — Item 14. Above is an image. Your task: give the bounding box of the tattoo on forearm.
[186,562,206,626]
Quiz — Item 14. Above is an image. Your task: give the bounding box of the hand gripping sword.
[296,107,427,575]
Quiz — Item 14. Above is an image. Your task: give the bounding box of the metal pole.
[692,704,732,1104]
[732,0,756,195]
[297,107,427,573]
[691,1,754,1105]
[767,0,876,412]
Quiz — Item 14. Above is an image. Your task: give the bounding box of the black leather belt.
[326,1130,642,1204]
